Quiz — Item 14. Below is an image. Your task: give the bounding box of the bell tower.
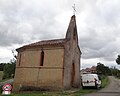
[66,15,78,43]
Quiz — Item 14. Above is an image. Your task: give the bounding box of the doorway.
[71,63,75,87]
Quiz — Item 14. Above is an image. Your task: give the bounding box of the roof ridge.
[16,38,69,51]
[27,38,66,46]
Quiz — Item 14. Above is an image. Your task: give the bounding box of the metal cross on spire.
[72,4,76,15]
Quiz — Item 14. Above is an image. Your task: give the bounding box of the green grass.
[0,86,2,93]
[74,89,97,96]
[101,75,109,88]
[12,89,96,96]
[0,71,3,74]
[0,89,96,96]
[116,76,120,79]
[0,78,11,82]
[0,71,3,81]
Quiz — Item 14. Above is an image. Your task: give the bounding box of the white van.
[81,74,101,89]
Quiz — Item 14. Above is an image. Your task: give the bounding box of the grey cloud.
[0,0,120,66]
[0,0,66,47]
[78,0,120,62]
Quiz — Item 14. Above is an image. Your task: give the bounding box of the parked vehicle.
[81,74,101,89]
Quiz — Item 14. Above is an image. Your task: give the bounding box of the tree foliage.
[96,62,111,75]
[96,62,120,77]
[2,60,16,79]
[110,67,120,77]
[116,55,120,65]
[0,63,5,71]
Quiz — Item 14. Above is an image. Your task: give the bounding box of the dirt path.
[82,76,120,96]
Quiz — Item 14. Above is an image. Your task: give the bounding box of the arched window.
[40,48,44,66]
[18,53,21,66]
[73,27,76,39]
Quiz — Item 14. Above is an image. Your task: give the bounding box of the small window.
[73,27,76,39]
[40,48,44,66]
[18,53,21,66]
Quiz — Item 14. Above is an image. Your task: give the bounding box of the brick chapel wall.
[63,15,81,89]
[71,41,80,88]
[63,39,80,89]
[37,47,64,89]
[73,46,81,88]
[13,47,64,91]
[63,41,72,89]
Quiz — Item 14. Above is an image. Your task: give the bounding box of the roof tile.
[16,38,68,51]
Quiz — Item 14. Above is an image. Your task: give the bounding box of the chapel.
[13,15,82,91]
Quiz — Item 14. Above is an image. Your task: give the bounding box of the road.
[83,76,120,96]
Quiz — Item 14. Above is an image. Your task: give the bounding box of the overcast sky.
[0,0,120,69]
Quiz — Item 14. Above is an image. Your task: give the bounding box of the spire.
[65,15,78,42]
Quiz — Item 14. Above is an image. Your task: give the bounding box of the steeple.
[66,15,78,42]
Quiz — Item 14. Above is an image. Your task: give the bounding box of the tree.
[116,55,120,65]
[96,62,111,75]
[1,51,16,79]
[0,63,5,71]
[104,66,111,75]
[96,62,105,75]
[3,60,16,79]
[110,67,120,77]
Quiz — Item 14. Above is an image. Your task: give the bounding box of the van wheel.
[82,86,85,89]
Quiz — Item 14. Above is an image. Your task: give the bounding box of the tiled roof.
[91,66,96,70]
[26,39,66,46]
[16,38,68,51]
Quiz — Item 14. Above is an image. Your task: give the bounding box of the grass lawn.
[101,75,109,88]
[0,88,96,96]
[0,71,3,81]
[13,89,96,96]
[0,78,11,82]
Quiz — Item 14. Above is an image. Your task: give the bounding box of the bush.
[3,62,16,79]
[100,75,109,88]
[0,86,1,93]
